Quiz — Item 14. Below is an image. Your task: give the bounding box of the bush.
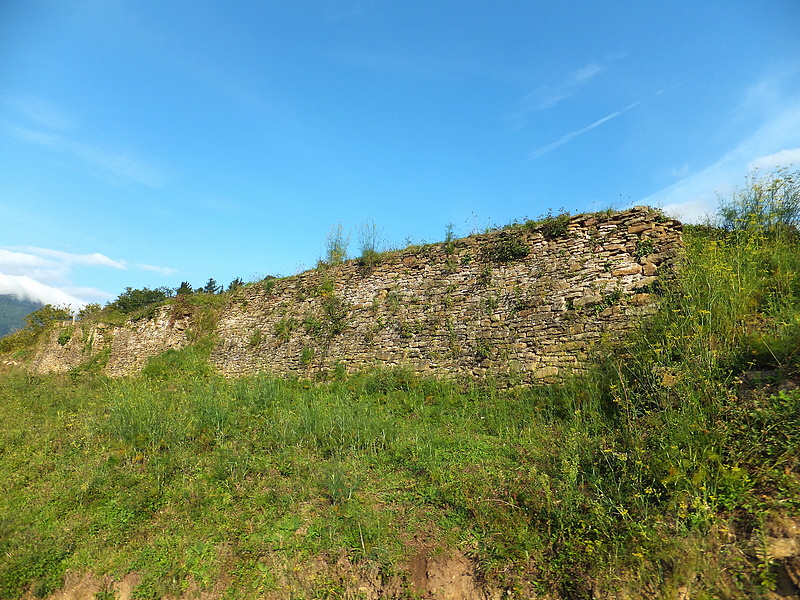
[24,305,72,331]
[323,223,350,266]
[107,287,171,314]
[483,232,529,263]
[357,218,384,269]
[525,210,572,239]
[717,167,800,236]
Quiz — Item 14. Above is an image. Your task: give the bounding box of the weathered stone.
[28,208,681,386]
[611,264,642,276]
[628,223,653,234]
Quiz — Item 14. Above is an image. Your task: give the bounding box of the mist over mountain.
[0,294,43,337]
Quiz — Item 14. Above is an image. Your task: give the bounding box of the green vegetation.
[322,223,350,266]
[0,304,72,354]
[106,287,172,314]
[525,209,572,239]
[356,218,384,270]
[483,231,530,263]
[1,172,799,598]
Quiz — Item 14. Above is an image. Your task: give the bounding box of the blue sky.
[1,0,799,309]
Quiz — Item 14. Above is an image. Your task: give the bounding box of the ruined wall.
[29,307,193,377]
[211,207,681,383]
[29,207,681,383]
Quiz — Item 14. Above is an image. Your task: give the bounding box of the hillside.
[0,294,42,338]
[0,195,799,599]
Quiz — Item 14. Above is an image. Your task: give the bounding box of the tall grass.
[1,223,799,598]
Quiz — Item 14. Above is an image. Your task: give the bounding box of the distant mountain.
[0,295,43,338]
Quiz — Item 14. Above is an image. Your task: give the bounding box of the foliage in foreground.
[1,218,799,599]
[1,170,799,598]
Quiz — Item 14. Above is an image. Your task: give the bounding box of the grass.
[1,222,799,598]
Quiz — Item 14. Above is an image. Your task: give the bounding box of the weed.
[635,239,656,258]
[249,328,263,348]
[323,223,349,266]
[386,290,400,312]
[322,296,349,336]
[300,346,315,365]
[274,317,297,343]
[477,265,492,287]
[526,210,572,239]
[57,326,73,347]
[320,463,359,504]
[357,218,384,270]
[475,340,491,360]
[483,232,529,263]
[443,223,457,255]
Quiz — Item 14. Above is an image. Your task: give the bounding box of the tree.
[24,304,72,331]
[200,278,221,294]
[77,303,102,321]
[718,167,800,236]
[107,287,171,313]
[176,281,194,296]
[227,277,245,292]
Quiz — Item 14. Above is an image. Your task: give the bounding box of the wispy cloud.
[18,247,127,270]
[137,263,177,276]
[523,63,607,111]
[511,55,626,129]
[1,94,76,130]
[529,102,640,160]
[2,95,170,188]
[641,81,800,223]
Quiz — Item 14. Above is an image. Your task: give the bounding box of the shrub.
[24,305,72,331]
[717,167,800,236]
[357,218,384,269]
[107,287,171,314]
[525,210,572,239]
[483,232,529,263]
[324,223,350,266]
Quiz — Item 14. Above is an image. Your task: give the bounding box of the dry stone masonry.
[31,207,682,384]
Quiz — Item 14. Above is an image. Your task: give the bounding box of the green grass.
[1,224,799,598]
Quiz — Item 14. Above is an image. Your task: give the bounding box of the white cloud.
[529,102,640,159]
[640,89,800,223]
[511,55,628,129]
[519,62,606,113]
[0,273,86,311]
[750,147,800,170]
[19,247,127,270]
[671,164,690,178]
[0,246,175,308]
[137,263,177,276]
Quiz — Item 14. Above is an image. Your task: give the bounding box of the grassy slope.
[0,226,799,599]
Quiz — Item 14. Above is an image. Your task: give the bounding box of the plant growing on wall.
[635,239,656,258]
[357,218,384,270]
[443,223,457,255]
[274,318,297,343]
[57,326,73,346]
[525,209,571,239]
[483,232,529,263]
[323,223,350,266]
[322,296,349,336]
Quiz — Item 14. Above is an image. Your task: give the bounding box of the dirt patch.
[28,573,140,600]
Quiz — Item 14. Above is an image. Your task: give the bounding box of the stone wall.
[29,306,193,377]
[29,207,682,383]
